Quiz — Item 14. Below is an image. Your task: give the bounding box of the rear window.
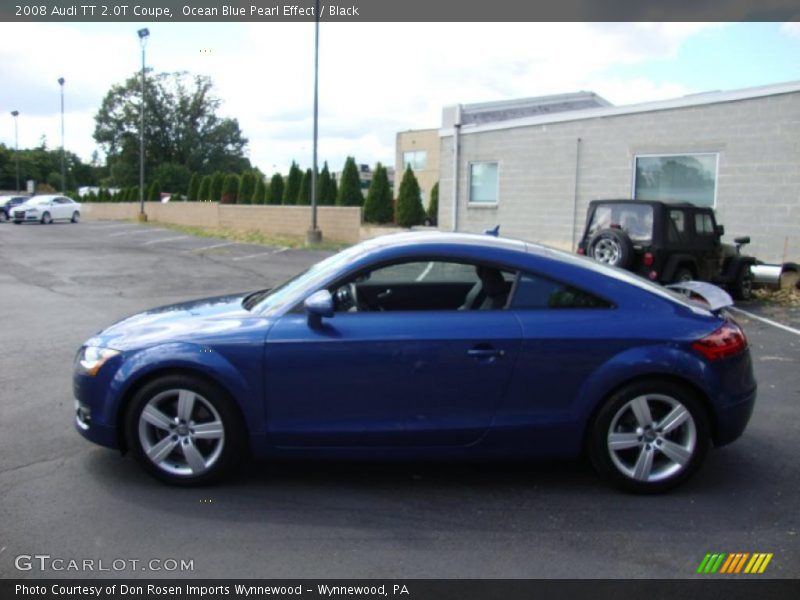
[511,273,611,309]
[587,203,653,243]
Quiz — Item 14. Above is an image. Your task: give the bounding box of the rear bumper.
[713,385,757,446]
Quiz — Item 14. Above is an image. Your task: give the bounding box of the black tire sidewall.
[588,379,710,494]
[673,267,694,283]
[124,374,246,486]
[72,211,80,223]
[732,267,753,301]
[41,212,51,224]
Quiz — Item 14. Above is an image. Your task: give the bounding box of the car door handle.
[377,289,393,300]
[467,347,505,359]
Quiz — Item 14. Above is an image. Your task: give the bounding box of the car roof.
[359,230,531,253]
[588,199,705,209]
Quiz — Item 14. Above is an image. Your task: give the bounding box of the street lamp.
[137,28,150,219]
[10,110,20,193]
[306,0,322,245]
[58,77,65,193]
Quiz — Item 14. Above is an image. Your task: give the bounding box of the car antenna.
[484,225,500,237]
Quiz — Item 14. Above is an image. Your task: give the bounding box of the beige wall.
[395,129,440,210]
[82,202,362,243]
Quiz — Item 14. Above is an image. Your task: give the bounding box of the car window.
[333,259,515,312]
[695,213,714,235]
[511,273,611,309]
[586,203,653,243]
[668,209,687,243]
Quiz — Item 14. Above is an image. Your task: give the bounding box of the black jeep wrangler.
[577,199,755,300]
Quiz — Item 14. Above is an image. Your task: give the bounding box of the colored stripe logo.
[697,553,773,574]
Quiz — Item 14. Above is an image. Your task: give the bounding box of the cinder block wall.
[82,202,362,243]
[439,92,800,263]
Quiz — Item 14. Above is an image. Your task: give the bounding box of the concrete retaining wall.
[81,202,363,243]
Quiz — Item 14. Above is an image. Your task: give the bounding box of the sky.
[1,21,799,175]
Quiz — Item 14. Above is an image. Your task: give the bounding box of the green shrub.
[395,166,425,228]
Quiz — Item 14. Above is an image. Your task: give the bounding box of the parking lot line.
[87,223,138,230]
[189,241,236,252]
[108,228,167,237]
[729,306,800,337]
[141,235,191,246]
[231,247,289,261]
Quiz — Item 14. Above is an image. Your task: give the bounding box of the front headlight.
[27,208,38,214]
[76,346,120,376]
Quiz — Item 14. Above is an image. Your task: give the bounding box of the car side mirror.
[304,289,334,328]
[716,225,725,236]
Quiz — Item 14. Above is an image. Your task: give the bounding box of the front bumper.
[73,355,124,450]
[13,211,39,222]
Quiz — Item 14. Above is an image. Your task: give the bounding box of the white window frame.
[631,152,719,208]
[468,161,500,206]
[403,150,427,171]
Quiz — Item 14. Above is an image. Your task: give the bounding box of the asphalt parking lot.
[0,220,798,579]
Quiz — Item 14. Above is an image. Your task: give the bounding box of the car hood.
[84,293,271,351]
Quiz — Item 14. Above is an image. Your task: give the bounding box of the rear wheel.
[125,374,246,485]
[41,212,52,225]
[731,266,753,301]
[672,266,694,283]
[588,379,709,493]
[71,211,80,223]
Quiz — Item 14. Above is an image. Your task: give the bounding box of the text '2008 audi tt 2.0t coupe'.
[73,232,756,492]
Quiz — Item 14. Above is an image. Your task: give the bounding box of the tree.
[268,173,284,205]
[337,157,364,206]
[298,168,313,205]
[153,163,191,195]
[93,71,250,187]
[317,162,333,206]
[197,175,211,201]
[187,173,200,201]
[395,166,426,228]
[283,162,302,205]
[329,177,338,205]
[363,163,393,224]
[221,173,239,204]
[147,179,161,201]
[238,171,255,205]
[210,172,225,202]
[427,181,439,225]
[252,176,266,205]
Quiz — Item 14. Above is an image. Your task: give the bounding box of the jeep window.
[695,213,715,235]
[587,203,653,243]
[668,209,687,243]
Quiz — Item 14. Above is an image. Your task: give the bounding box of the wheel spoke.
[192,421,224,440]
[658,439,692,466]
[633,447,654,481]
[177,390,195,422]
[181,439,207,474]
[141,405,174,431]
[146,436,179,463]
[657,405,690,435]
[608,432,641,451]
[631,396,654,428]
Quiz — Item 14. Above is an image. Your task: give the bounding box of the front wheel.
[125,375,246,485]
[588,380,710,493]
[41,212,52,224]
[731,266,753,301]
[0,212,7,223]
[71,211,80,223]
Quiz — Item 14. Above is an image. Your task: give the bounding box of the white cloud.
[0,22,723,176]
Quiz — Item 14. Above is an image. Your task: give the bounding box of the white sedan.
[12,195,81,224]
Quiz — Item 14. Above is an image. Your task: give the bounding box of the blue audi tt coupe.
[74,232,756,492]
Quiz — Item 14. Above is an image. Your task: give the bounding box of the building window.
[634,153,718,207]
[403,150,427,171]
[469,162,499,204]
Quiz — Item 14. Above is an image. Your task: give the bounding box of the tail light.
[692,321,748,361]
[577,247,586,255]
[643,252,654,266]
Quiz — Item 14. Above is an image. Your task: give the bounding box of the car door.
[263,258,523,447]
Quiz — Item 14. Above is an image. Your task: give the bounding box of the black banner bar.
[1,0,800,22]
[3,580,800,600]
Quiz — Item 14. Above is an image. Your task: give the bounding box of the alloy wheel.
[592,238,621,265]
[137,388,225,477]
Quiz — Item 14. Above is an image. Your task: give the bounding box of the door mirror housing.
[716,224,725,237]
[304,289,334,327]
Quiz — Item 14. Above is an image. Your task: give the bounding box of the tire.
[0,212,7,223]
[71,211,80,223]
[731,266,753,301]
[588,379,710,493]
[41,212,52,225]
[124,374,246,486]
[588,229,633,268]
[672,266,694,283]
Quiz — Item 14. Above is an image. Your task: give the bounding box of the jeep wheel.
[731,266,754,301]
[673,267,694,283]
[588,229,633,268]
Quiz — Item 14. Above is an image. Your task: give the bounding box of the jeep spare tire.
[588,229,633,268]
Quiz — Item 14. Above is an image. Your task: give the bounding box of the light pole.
[58,77,65,193]
[137,28,150,219]
[10,110,20,193]
[306,0,322,245]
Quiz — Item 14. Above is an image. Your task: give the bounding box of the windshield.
[248,244,366,315]
[30,197,52,206]
[587,203,654,243]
